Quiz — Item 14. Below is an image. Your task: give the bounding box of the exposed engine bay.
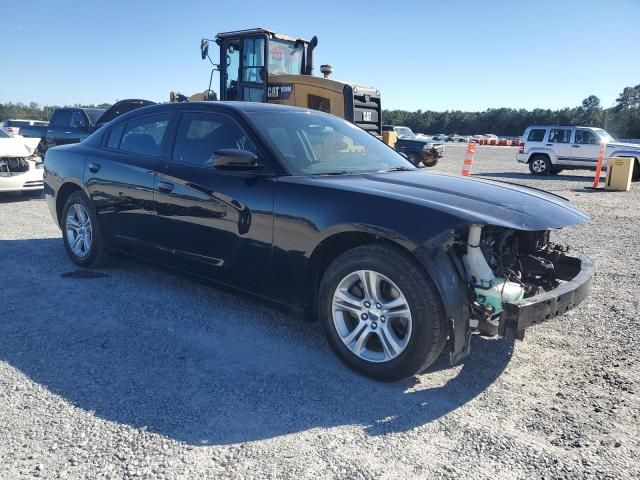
[0,157,32,175]
[455,223,576,336]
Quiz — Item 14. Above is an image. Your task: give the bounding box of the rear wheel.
[632,159,640,181]
[318,245,447,382]
[529,155,551,175]
[62,191,108,268]
[550,167,563,175]
[423,157,438,167]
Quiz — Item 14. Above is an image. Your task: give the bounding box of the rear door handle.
[64,131,72,134]
[546,143,553,146]
[89,162,101,173]
[572,145,580,148]
[158,181,174,194]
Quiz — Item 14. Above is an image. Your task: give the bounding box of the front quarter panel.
[271,176,465,309]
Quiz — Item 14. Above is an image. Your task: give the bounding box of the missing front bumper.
[499,254,594,340]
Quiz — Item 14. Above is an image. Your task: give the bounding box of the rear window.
[527,129,546,142]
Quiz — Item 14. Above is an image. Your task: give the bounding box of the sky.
[2,0,639,111]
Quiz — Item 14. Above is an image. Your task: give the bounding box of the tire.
[550,167,563,175]
[529,155,552,175]
[632,159,640,181]
[318,244,447,382]
[61,191,108,268]
[423,157,438,167]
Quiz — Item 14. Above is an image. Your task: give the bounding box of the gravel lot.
[1,145,638,479]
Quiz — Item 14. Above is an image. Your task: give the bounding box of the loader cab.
[212,29,309,103]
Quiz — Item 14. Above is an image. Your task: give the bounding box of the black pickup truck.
[20,99,154,154]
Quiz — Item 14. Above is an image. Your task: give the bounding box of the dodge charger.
[43,102,594,381]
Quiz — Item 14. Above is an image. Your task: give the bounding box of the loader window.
[268,39,304,76]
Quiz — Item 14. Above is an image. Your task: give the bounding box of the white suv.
[517,125,640,179]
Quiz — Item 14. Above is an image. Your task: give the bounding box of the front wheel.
[62,191,108,268]
[318,245,447,382]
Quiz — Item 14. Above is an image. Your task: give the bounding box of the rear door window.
[527,129,546,142]
[548,128,571,143]
[118,115,170,156]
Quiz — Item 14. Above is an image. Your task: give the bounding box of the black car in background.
[20,99,155,154]
[43,102,593,381]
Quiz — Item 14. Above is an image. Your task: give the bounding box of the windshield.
[395,127,415,138]
[592,128,615,142]
[250,111,415,175]
[0,129,9,138]
[268,39,304,76]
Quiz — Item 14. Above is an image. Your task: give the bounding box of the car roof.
[121,101,324,116]
[526,125,595,129]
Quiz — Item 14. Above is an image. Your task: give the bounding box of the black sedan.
[43,102,594,381]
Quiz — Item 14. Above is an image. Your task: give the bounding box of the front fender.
[414,240,472,364]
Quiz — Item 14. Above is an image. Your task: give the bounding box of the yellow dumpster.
[382,131,397,148]
[605,157,634,192]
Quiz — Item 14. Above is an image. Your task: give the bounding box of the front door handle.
[158,181,174,194]
[89,162,101,173]
[546,143,553,146]
[64,131,72,134]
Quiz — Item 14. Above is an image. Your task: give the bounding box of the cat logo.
[362,111,373,122]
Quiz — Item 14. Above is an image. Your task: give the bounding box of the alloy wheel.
[65,203,93,258]
[332,270,412,363]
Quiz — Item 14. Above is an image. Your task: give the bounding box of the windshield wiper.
[311,171,352,176]
[378,167,414,173]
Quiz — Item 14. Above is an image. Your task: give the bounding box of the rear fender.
[526,148,556,164]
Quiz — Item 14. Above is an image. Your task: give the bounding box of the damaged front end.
[0,156,44,192]
[445,223,593,362]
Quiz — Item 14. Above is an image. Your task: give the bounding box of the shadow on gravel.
[476,172,596,182]
[0,191,45,203]
[0,238,514,446]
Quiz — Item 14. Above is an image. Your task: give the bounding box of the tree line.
[2,83,639,138]
[383,84,640,139]
[0,102,112,122]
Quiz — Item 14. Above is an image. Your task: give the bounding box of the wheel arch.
[303,228,417,321]
[55,181,85,228]
[528,151,553,163]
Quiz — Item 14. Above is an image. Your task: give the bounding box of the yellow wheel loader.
[171,28,381,136]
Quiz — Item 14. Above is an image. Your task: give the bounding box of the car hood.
[299,170,589,231]
[0,137,41,157]
[608,141,640,151]
[95,99,156,128]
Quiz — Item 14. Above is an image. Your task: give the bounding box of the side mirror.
[201,39,209,60]
[213,149,261,170]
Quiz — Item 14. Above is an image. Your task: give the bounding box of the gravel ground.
[0,145,638,479]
